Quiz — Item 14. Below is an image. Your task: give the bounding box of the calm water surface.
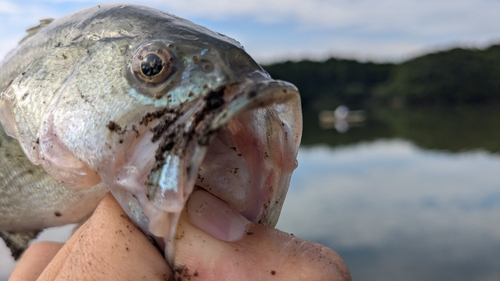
[1,107,499,280]
[278,140,500,281]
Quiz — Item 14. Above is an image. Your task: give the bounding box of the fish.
[0,4,302,264]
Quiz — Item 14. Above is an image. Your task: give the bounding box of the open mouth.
[106,78,302,263]
[195,101,300,226]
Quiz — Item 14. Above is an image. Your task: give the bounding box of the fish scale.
[0,121,108,257]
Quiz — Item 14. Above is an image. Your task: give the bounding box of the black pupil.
[141,54,163,77]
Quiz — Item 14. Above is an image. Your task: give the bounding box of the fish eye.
[141,54,163,77]
[131,44,174,85]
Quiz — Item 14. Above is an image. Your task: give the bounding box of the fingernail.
[187,189,251,242]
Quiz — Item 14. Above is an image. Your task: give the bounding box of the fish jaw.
[105,76,302,264]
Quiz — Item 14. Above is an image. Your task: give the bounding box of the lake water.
[276,107,500,281]
[278,140,500,281]
[1,107,499,280]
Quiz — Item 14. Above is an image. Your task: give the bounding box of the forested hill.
[263,44,500,110]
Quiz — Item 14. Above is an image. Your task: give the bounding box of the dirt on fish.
[170,265,198,281]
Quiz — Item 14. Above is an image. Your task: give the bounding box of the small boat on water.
[318,105,367,132]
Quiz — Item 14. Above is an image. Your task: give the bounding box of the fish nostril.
[201,61,214,72]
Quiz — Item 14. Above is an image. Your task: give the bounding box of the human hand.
[10,191,351,280]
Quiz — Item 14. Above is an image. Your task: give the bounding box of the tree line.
[263,44,500,110]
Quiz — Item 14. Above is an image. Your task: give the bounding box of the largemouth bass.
[0,4,302,264]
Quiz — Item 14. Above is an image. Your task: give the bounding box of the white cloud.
[9,0,499,35]
[158,0,500,62]
[0,1,18,14]
[0,0,499,62]
[153,0,500,37]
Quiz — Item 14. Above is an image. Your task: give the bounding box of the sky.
[0,0,499,64]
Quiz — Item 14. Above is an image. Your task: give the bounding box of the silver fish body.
[0,4,302,262]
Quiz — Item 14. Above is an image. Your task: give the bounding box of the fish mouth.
[108,76,302,263]
[195,87,301,226]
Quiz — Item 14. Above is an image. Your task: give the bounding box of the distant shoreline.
[264,44,500,110]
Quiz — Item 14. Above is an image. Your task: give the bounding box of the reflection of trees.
[263,44,500,153]
[301,107,500,153]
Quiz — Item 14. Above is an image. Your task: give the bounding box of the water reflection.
[303,106,500,153]
[318,105,367,133]
[277,140,500,281]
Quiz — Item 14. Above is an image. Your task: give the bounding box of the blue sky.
[0,0,500,63]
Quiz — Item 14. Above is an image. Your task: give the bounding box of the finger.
[37,193,171,281]
[10,242,63,281]
[173,189,352,281]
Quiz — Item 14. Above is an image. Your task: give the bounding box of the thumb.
[173,190,351,281]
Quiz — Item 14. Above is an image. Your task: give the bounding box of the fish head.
[9,4,302,262]
[113,13,302,253]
